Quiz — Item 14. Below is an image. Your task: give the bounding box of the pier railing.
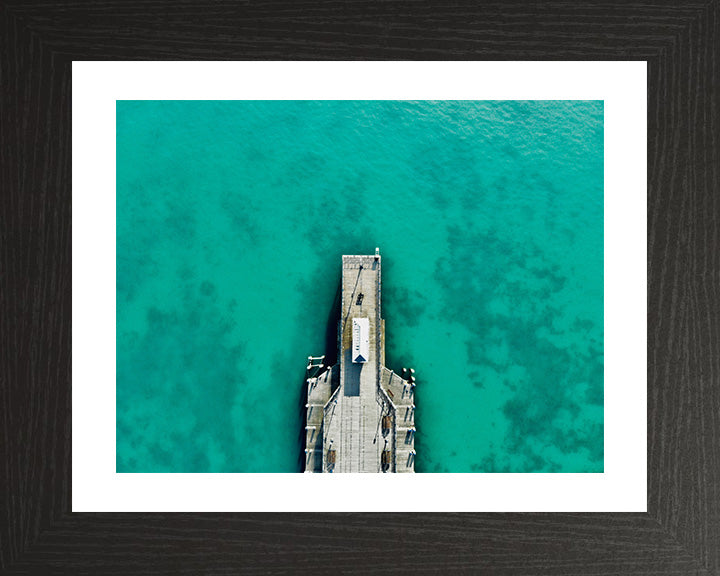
[376,384,396,471]
[376,255,382,408]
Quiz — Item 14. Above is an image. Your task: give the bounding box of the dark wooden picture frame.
[2,2,718,574]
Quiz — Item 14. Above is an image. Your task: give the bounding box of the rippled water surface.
[117,101,604,472]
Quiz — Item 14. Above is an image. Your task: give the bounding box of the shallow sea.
[116,100,604,473]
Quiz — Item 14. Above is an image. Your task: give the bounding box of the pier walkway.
[304,250,415,473]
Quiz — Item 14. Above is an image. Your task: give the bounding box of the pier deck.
[381,367,415,472]
[304,251,415,473]
[304,365,337,473]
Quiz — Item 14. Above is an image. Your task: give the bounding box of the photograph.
[4,0,716,569]
[116,100,604,474]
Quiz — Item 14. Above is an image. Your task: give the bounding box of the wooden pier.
[304,250,415,473]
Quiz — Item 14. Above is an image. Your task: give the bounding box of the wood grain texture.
[1,1,718,574]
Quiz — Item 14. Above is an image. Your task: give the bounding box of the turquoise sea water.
[116,100,603,473]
